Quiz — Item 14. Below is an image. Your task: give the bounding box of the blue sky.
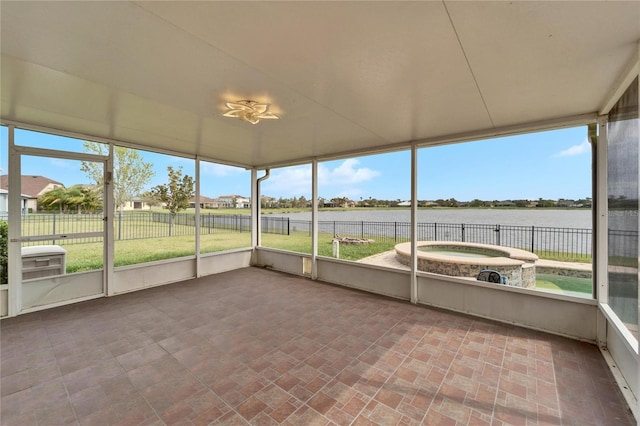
[1,125,591,201]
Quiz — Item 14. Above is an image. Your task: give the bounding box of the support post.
[7,125,21,316]
[410,145,418,304]
[105,144,115,296]
[596,116,609,306]
[195,157,201,277]
[311,159,318,280]
[251,169,259,248]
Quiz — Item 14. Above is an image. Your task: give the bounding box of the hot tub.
[395,241,538,288]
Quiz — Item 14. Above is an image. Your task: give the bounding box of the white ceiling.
[1,1,639,168]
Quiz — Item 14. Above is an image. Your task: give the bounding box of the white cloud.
[262,166,312,197]
[261,159,380,197]
[319,159,380,185]
[200,162,245,177]
[554,139,590,157]
[50,158,74,168]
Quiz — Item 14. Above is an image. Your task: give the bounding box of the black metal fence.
[6,211,637,259]
[12,212,255,244]
[608,228,640,258]
[284,219,595,259]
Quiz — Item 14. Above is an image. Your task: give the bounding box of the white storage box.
[21,245,67,280]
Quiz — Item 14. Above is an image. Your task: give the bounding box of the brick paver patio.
[1,267,634,425]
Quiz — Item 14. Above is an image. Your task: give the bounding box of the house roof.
[1,2,638,168]
[217,195,248,200]
[0,175,64,198]
[190,196,216,204]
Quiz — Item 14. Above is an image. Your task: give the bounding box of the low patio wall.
[255,248,598,342]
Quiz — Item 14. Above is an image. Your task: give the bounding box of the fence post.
[287,218,290,236]
[52,214,56,245]
[531,226,535,253]
[394,222,397,242]
[495,224,500,246]
[115,212,121,240]
[461,223,465,242]
[434,223,437,241]
[361,221,364,239]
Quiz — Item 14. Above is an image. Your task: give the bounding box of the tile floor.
[1,267,634,425]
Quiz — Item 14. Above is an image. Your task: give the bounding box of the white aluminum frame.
[8,136,109,315]
[594,42,640,417]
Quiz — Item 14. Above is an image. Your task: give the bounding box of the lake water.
[268,208,593,229]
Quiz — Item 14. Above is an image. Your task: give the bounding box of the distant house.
[324,198,356,208]
[235,197,250,208]
[0,188,29,216]
[0,175,64,213]
[0,189,6,215]
[556,199,575,208]
[215,195,251,209]
[189,196,217,209]
[121,197,154,211]
[397,201,411,207]
[215,195,237,208]
[320,199,337,208]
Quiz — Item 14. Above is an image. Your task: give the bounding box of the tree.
[79,185,103,212]
[331,197,348,208]
[148,166,195,236]
[277,197,289,208]
[536,198,556,208]
[446,198,459,207]
[81,142,154,213]
[38,185,103,213]
[38,187,69,213]
[65,185,102,213]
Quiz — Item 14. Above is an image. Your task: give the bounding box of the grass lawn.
[535,273,592,294]
[54,228,593,296]
[59,230,400,272]
[534,251,591,264]
[19,211,593,264]
[60,230,252,272]
[261,231,401,261]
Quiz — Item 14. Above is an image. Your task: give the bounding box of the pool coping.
[394,241,539,266]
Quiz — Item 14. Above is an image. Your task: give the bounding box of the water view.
[270,208,593,229]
